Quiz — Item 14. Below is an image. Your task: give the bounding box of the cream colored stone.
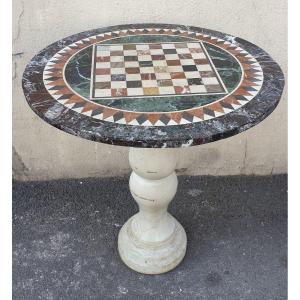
[129,147,179,180]
[118,148,186,274]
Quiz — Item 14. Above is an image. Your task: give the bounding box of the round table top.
[23,23,284,148]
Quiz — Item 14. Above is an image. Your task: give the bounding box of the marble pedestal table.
[22,24,284,274]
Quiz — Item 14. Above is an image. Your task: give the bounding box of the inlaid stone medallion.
[23,24,284,147]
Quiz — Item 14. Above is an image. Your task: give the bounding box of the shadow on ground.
[13,175,287,300]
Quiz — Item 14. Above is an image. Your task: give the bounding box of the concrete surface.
[13,175,287,299]
[12,0,287,180]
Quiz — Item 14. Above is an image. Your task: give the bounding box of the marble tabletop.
[22,24,284,148]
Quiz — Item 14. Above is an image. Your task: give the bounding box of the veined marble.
[22,24,284,148]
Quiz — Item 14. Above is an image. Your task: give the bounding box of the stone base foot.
[118,214,187,274]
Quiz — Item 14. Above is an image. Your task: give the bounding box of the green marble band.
[64,35,242,113]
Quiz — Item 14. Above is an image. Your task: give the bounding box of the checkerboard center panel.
[90,42,228,99]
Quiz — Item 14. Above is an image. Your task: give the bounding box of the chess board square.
[177,48,190,54]
[159,86,175,94]
[95,82,111,89]
[111,68,126,75]
[180,59,195,66]
[178,53,193,59]
[165,54,179,60]
[126,74,142,81]
[140,67,155,74]
[199,71,215,77]
[127,81,142,88]
[197,64,213,71]
[143,87,159,95]
[154,66,169,73]
[170,72,186,79]
[111,62,125,68]
[187,78,203,85]
[124,61,139,68]
[206,85,224,92]
[123,44,136,50]
[127,88,144,96]
[157,79,173,87]
[182,65,198,72]
[142,80,158,88]
[111,74,126,81]
[97,45,110,51]
[174,86,187,94]
[172,78,188,86]
[137,50,151,55]
[152,60,167,66]
[109,45,123,51]
[111,88,127,97]
[97,56,110,62]
[91,42,227,99]
[124,50,137,56]
[163,49,177,54]
[202,77,219,85]
[150,49,164,55]
[152,55,165,60]
[194,58,209,65]
[111,81,127,89]
[175,43,188,48]
[185,71,201,78]
[95,68,110,75]
[156,72,171,80]
[124,56,138,62]
[125,67,140,74]
[95,75,111,82]
[161,43,176,49]
[136,44,150,50]
[191,52,206,59]
[187,42,201,48]
[139,60,153,67]
[110,56,124,62]
[149,44,162,49]
[94,89,111,97]
[190,85,207,93]
[97,50,110,57]
[138,55,152,61]
[96,62,110,68]
[141,73,157,80]
[166,60,181,66]
[190,48,203,53]
[111,50,124,56]
[167,66,184,72]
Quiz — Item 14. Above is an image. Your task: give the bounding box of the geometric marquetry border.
[43,27,263,127]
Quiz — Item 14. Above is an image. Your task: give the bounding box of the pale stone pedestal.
[118,148,187,274]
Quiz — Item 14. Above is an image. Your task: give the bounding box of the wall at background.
[12,0,287,181]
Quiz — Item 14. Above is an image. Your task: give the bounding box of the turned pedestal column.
[118,148,187,274]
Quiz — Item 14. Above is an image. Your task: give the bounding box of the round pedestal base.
[118,214,187,274]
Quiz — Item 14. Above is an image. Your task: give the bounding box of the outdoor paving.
[12,175,287,300]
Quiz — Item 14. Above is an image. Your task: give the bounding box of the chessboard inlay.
[90,42,228,99]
